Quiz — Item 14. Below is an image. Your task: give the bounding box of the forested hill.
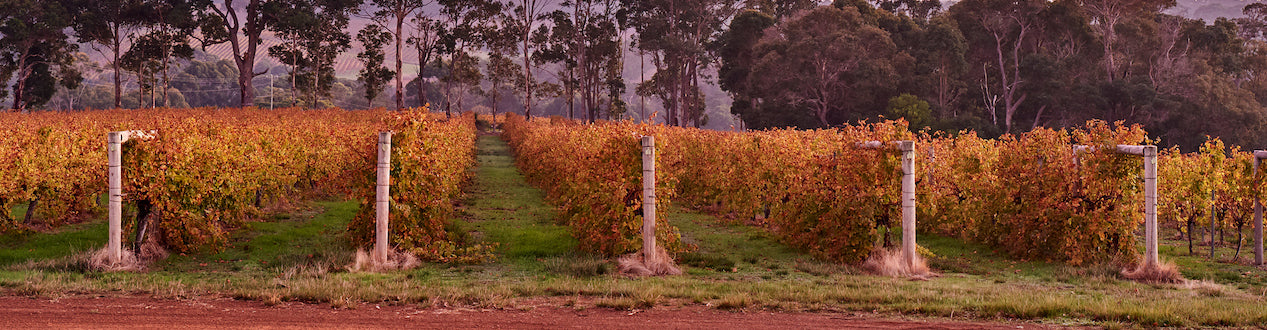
[8,0,1267,150]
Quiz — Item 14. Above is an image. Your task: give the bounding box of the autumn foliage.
[668,122,914,263]
[1158,138,1267,257]
[923,122,1152,265]
[502,114,684,256]
[344,112,488,262]
[1,108,481,257]
[505,115,912,262]
[505,117,1211,266]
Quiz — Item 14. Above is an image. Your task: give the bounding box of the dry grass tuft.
[137,239,169,262]
[616,246,681,276]
[862,248,936,280]
[348,248,420,272]
[1178,279,1229,297]
[87,248,143,272]
[1121,260,1184,284]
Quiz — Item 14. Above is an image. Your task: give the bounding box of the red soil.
[0,295,1071,329]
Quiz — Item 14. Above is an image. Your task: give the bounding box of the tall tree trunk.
[291,44,299,107]
[162,54,170,107]
[12,75,24,112]
[23,199,38,224]
[113,28,123,109]
[310,53,319,108]
[521,0,534,119]
[223,0,263,108]
[394,15,404,110]
[639,50,646,122]
[13,44,30,112]
[416,47,428,107]
[442,58,452,117]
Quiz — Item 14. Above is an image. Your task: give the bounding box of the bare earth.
[0,295,1072,329]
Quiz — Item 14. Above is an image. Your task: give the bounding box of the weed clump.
[617,246,681,276]
[87,248,142,272]
[348,248,420,272]
[1122,260,1184,284]
[862,248,935,280]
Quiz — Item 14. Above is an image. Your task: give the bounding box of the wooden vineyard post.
[106,132,124,263]
[375,132,392,263]
[859,140,919,267]
[1077,145,1158,267]
[641,136,657,264]
[1116,145,1160,267]
[1211,190,1217,259]
[1254,150,1266,265]
[1144,146,1158,267]
[898,141,917,268]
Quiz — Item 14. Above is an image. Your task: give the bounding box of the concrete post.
[898,141,917,268]
[642,136,657,263]
[1143,146,1159,267]
[1254,151,1265,265]
[375,132,392,263]
[107,132,124,263]
[1211,190,1217,259]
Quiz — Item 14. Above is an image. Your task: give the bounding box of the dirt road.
[0,295,1070,329]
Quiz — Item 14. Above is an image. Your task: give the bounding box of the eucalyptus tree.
[1,0,82,112]
[143,0,205,107]
[484,52,521,118]
[369,0,432,110]
[407,13,443,107]
[949,0,1047,134]
[357,24,396,108]
[200,0,273,107]
[266,0,358,108]
[71,0,150,108]
[436,0,501,115]
[745,4,904,127]
[503,0,552,118]
[119,30,194,108]
[624,0,740,127]
[1080,0,1174,80]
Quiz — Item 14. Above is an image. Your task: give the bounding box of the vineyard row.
[504,116,1267,266]
[1,108,478,261]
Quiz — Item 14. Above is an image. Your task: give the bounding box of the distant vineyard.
[0,108,477,258]
[1158,139,1267,257]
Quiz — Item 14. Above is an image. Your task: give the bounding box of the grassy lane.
[158,201,359,273]
[0,219,106,266]
[457,135,577,262]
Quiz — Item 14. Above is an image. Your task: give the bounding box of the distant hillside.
[1167,0,1267,22]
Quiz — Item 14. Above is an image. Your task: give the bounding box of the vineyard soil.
[3,134,1267,327]
[0,295,1054,329]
